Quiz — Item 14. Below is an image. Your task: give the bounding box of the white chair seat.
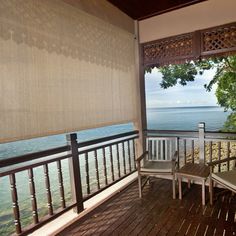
[141,161,173,173]
[212,170,236,191]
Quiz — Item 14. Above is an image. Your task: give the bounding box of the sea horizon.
[147,105,220,109]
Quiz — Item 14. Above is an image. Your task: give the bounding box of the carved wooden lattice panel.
[201,23,236,56]
[142,22,236,67]
[143,33,195,66]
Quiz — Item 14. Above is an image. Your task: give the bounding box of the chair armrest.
[208,156,236,166]
[136,151,148,163]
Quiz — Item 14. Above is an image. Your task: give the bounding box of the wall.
[139,0,236,43]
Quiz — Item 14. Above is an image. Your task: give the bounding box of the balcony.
[1,0,236,235]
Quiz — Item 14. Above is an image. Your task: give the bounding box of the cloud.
[145,67,218,108]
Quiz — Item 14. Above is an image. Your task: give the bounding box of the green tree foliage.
[223,113,236,132]
[146,55,236,131]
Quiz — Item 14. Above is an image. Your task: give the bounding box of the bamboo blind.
[0,0,138,143]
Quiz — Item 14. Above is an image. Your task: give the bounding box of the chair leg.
[172,174,176,199]
[178,176,182,200]
[209,177,213,205]
[138,173,142,198]
[202,179,205,205]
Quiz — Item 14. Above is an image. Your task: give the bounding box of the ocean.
[0,106,232,235]
[147,106,230,131]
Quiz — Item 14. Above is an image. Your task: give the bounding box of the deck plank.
[56,179,236,236]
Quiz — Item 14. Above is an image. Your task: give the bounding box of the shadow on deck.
[57,179,236,236]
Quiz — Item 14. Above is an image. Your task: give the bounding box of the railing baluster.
[122,142,127,175]
[102,148,108,185]
[116,144,121,178]
[191,140,194,163]
[148,139,151,160]
[127,141,132,172]
[227,142,230,171]
[162,140,166,160]
[132,139,136,170]
[44,164,53,215]
[57,161,66,209]
[9,174,22,234]
[85,153,90,195]
[209,141,212,163]
[176,137,180,168]
[218,142,221,172]
[160,140,163,160]
[184,139,186,164]
[109,146,115,181]
[28,168,39,224]
[94,150,100,190]
[154,140,157,160]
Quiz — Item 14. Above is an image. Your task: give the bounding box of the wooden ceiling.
[107,0,206,20]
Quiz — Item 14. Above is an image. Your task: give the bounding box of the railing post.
[67,133,84,213]
[198,122,205,164]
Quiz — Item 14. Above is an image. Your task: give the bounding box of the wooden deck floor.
[57,179,236,236]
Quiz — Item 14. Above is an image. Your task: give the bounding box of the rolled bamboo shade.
[0,0,138,143]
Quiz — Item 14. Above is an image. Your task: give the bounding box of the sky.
[145,67,218,108]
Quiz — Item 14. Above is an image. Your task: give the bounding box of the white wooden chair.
[136,137,179,199]
[209,156,236,205]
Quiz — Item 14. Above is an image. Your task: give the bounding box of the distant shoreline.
[147,105,220,110]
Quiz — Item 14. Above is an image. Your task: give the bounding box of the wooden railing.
[0,131,139,236]
[146,123,236,171]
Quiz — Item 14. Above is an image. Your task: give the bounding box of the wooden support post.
[67,133,84,213]
[198,122,205,164]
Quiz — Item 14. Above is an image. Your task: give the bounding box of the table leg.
[209,177,213,205]
[202,179,205,205]
[178,176,182,200]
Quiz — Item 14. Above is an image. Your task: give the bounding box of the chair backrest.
[146,137,178,161]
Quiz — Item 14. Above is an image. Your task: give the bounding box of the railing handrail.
[0,130,139,169]
[146,129,236,138]
[0,153,72,177]
[78,136,138,155]
[0,145,70,169]
[78,130,139,148]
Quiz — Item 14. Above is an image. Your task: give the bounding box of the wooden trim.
[146,129,236,138]
[67,134,84,213]
[136,0,207,21]
[0,146,70,168]
[141,22,236,67]
[139,39,147,151]
[200,22,236,58]
[78,130,139,148]
[0,154,72,177]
